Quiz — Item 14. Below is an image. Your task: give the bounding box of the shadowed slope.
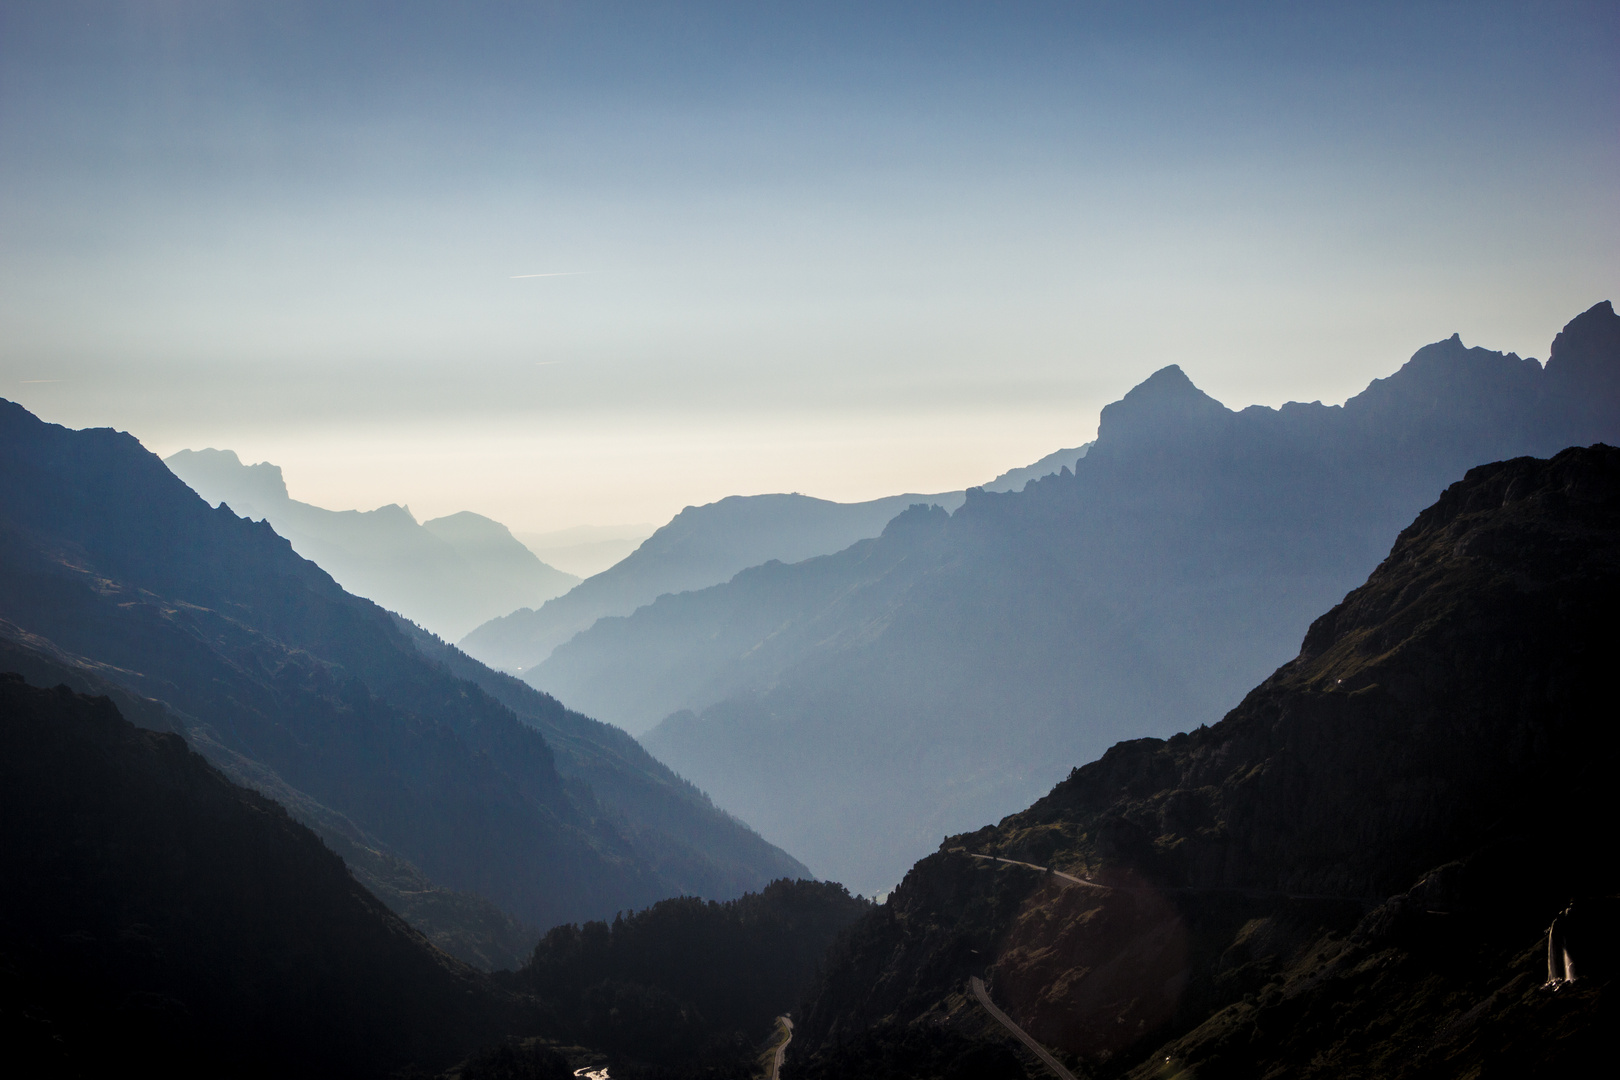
[0,399,804,938]
[789,445,1619,1079]
[0,676,521,1078]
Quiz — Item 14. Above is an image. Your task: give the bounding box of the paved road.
[970,976,1078,1080]
[965,852,1108,891]
[767,1015,793,1080]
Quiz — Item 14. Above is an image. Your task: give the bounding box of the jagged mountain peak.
[1092,364,1230,452]
[1547,299,1620,377]
[165,447,290,509]
[880,502,952,539]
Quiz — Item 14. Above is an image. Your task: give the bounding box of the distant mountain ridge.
[164,448,578,640]
[981,442,1092,493]
[0,401,807,949]
[461,488,967,675]
[789,444,1620,1078]
[576,302,1620,893]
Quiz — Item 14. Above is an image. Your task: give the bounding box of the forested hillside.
[516,879,871,1076]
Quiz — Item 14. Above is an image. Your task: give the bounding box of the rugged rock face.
[789,445,1619,1078]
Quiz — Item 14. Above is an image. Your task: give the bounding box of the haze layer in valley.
[165,449,578,641]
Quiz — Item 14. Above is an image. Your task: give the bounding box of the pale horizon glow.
[2,2,1615,532]
[510,272,594,279]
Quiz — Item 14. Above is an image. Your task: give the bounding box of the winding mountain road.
[970,976,1078,1080]
[766,1015,793,1080]
[961,849,1370,903]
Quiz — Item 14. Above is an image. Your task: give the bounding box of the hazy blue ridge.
[392,616,810,892]
[587,302,1620,895]
[163,449,578,640]
[0,401,807,932]
[459,488,966,673]
[980,442,1093,492]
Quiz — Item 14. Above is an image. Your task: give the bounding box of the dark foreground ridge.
[0,676,521,1078]
[787,445,1619,1079]
[0,396,806,963]
[510,879,872,1077]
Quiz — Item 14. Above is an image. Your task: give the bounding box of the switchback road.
[970,976,1078,1080]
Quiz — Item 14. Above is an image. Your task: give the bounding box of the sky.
[2,1,1616,531]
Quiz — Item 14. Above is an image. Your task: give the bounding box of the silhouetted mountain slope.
[0,626,539,970]
[397,619,810,897]
[615,302,1620,893]
[460,489,965,678]
[533,504,957,735]
[981,442,1092,492]
[787,445,1619,1079]
[0,400,804,936]
[516,879,871,1076]
[0,676,522,1078]
[165,449,577,640]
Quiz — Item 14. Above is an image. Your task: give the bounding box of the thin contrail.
[510,271,592,279]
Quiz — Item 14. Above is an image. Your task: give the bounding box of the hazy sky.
[3,1,1615,530]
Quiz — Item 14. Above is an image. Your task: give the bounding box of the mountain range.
[536,302,1619,895]
[0,402,806,966]
[8,438,1610,1076]
[460,488,967,675]
[462,445,1100,679]
[787,443,1619,1079]
[164,448,579,641]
